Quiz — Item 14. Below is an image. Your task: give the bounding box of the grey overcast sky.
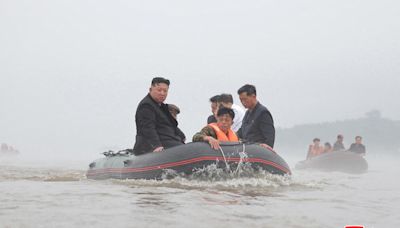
[1,0,399,157]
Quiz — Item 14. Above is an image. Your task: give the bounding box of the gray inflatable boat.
[86,142,291,180]
[296,151,368,174]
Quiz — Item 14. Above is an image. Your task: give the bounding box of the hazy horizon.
[1,0,399,157]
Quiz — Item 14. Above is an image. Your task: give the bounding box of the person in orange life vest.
[214,93,246,132]
[193,107,238,150]
[306,138,324,159]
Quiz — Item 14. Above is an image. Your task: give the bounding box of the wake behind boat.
[86,142,291,180]
[295,150,368,174]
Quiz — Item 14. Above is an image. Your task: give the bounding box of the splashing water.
[1,155,399,228]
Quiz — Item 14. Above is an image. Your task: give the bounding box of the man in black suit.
[133,77,185,155]
[237,84,275,150]
[348,136,366,156]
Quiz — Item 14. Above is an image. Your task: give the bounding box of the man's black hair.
[313,138,320,142]
[219,93,234,104]
[217,107,235,120]
[209,95,221,103]
[151,77,170,86]
[237,84,257,96]
[355,136,362,140]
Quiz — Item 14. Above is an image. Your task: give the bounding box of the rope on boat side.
[218,146,230,171]
[219,144,249,175]
[234,143,248,174]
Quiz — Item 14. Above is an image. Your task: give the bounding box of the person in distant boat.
[236,84,275,150]
[307,138,324,159]
[207,95,220,124]
[323,142,333,153]
[168,104,186,143]
[1,143,8,152]
[348,136,366,156]
[333,134,346,151]
[193,107,238,150]
[133,77,185,155]
[216,93,245,132]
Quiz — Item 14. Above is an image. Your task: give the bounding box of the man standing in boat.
[133,77,186,155]
[236,84,275,151]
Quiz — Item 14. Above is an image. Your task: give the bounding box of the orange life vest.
[309,145,324,157]
[208,123,239,142]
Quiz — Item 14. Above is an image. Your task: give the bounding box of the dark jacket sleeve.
[236,127,242,139]
[176,127,186,143]
[258,110,275,148]
[136,104,162,149]
[358,145,366,154]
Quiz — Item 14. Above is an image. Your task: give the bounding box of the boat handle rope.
[219,143,248,174]
[218,146,230,171]
[234,144,247,174]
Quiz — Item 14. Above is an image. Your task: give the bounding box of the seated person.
[348,136,366,156]
[168,104,180,120]
[168,104,186,142]
[236,84,275,151]
[193,107,238,150]
[323,142,333,153]
[207,95,220,124]
[333,134,346,151]
[306,138,324,159]
[217,93,246,132]
[133,77,185,155]
[1,143,8,152]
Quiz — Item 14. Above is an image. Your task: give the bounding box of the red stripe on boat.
[86,156,291,176]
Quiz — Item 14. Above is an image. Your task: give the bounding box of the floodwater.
[1,153,399,228]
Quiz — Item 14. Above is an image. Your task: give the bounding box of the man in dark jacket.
[207,95,220,124]
[333,134,346,151]
[236,84,275,150]
[348,136,366,156]
[133,77,185,155]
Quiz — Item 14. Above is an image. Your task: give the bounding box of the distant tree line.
[275,110,400,154]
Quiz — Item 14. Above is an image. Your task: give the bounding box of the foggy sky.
[1,0,399,158]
